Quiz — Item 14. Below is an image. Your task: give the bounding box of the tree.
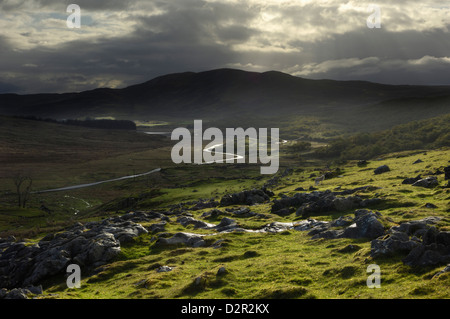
[13,174,33,208]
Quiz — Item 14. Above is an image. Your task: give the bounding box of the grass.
[1,116,449,299]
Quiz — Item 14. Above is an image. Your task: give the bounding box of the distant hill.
[315,113,450,160]
[1,69,449,130]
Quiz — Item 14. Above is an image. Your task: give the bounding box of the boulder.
[0,213,148,289]
[371,231,420,258]
[374,165,390,175]
[220,189,271,206]
[148,221,167,233]
[157,232,206,248]
[341,210,385,240]
[177,216,215,229]
[371,217,450,267]
[412,176,439,188]
[214,218,239,232]
[295,210,385,241]
[402,175,422,185]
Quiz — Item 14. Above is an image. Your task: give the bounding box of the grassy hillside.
[314,114,450,160]
[39,147,450,299]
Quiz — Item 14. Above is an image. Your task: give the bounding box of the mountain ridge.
[1,68,450,127]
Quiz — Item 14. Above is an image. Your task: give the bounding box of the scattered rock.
[271,189,382,217]
[156,266,173,273]
[217,267,227,276]
[177,216,215,229]
[413,159,423,164]
[341,210,385,240]
[0,214,150,289]
[156,232,206,248]
[201,209,226,219]
[402,175,422,185]
[412,176,439,188]
[374,165,390,175]
[148,221,167,233]
[220,189,271,206]
[371,217,450,268]
[3,288,31,299]
[371,231,420,258]
[214,218,240,233]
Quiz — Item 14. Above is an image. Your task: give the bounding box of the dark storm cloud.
[0,0,450,93]
[0,0,260,93]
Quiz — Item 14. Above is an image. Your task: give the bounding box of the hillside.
[1,69,450,131]
[1,147,449,299]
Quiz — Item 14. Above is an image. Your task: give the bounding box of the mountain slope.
[1,69,450,127]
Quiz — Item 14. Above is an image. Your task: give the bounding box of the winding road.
[34,131,288,194]
[33,168,161,194]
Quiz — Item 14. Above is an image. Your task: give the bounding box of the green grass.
[36,146,449,299]
[1,116,449,299]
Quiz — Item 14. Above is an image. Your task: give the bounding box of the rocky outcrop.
[220,188,272,206]
[411,176,439,188]
[306,210,385,240]
[371,216,450,267]
[271,190,382,217]
[0,213,151,290]
[290,210,385,240]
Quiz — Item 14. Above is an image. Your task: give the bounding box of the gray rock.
[371,217,450,268]
[220,189,271,206]
[261,222,294,233]
[4,288,30,299]
[392,217,441,236]
[148,221,167,233]
[330,216,353,228]
[24,248,71,286]
[341,210,385,240]
[156,266,173,273]
[177,216,215,229]
[402,175,422,185]
[412,176,439,188]
[157,232,206,248]
[371,231,420,258]
[214,218,239,232]
[0,213,150,289]
[374,165,390,175]
[217,267,227,275]
[293,219,329,232]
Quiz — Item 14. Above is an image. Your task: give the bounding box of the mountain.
[1,68,450,128]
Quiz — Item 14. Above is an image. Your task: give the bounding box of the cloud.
[0,0,449,93]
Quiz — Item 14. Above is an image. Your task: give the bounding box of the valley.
[0,69,449,300]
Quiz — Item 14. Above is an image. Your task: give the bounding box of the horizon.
[3,67,450,96]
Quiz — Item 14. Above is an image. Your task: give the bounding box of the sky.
[0,0,449,93]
